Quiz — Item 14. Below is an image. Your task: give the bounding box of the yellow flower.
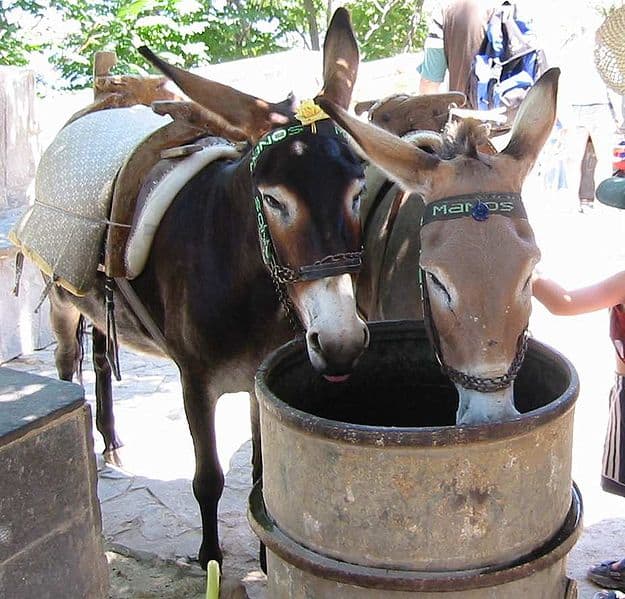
[295,99,329,126]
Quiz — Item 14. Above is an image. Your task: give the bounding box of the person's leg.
[563,113,589,212]
[579,137,597,211]
[588,377,625,591]
[588,103,619,208]
[601,374,625,497]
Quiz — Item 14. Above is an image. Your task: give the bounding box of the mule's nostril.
[363,325,370,348]
[308,331,321,353]
[487,339,498,347]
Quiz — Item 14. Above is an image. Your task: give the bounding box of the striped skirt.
[602,373,625,497]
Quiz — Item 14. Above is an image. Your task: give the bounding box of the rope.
[33,199,132,228]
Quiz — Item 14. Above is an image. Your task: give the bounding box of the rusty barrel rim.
[248,481,583,592]
[255,320,580,447]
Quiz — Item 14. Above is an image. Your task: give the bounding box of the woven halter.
[419,192,529,392]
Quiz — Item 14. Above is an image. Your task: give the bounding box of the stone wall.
[194,49,421,104]
[0,68,39,210]
[0,67,52,363]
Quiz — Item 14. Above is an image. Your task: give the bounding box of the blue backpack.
[468,2,547,131]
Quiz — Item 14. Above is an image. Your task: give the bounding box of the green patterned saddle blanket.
[11,106,170,295]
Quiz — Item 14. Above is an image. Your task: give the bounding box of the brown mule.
[319,68,560,425]
[354,91,466,136]
[42,8,368,569]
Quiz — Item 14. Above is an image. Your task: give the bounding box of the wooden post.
[93,51,117,99]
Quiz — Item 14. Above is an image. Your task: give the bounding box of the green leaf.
[117,0,155,20]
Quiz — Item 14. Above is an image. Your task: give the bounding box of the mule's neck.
[226,152,268,263]
[223,152,295,335]
[150,149,274,292]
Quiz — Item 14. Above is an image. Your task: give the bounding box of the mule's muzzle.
[306,319,370,378]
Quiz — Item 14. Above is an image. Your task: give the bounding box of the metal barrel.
[251,320,582,597]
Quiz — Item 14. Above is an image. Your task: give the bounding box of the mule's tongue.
[323,374,351,383]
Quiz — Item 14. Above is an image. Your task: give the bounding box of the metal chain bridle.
[419,192,531,393]
[271,252,364,285]
[269,253,363,331]
[442,331,529,392]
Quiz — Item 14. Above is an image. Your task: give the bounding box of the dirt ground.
[107,551,255,599]
[107,551,206,599]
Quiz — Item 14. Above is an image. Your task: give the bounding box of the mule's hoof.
[103,447,125,468]
[198,545,223,571]
[173,556,205,577]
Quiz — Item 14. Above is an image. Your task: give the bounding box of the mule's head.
[319,69,560,423]
[354,92,466,137]
[94,74,177,104]
[139,9,368,379]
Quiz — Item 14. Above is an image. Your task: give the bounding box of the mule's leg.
[250,392,267,572]
[49,294,82,381]
[92,326,123,455]
[181,370,224,568]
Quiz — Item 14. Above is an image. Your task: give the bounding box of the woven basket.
[595,6,625,94]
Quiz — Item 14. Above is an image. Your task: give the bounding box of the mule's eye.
[263,194,283,212]
[522,274,532,291]
[428,272,452,304]
[352,193,361,214]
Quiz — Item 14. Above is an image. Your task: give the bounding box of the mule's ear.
[354,100,376,115]
[501,68,560,174]
[138,46,290,142]
[317,98,440,193]
[378,91,467,136]
[317,8,359,109]
[431,91,466,109]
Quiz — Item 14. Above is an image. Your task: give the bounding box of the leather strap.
[115,278,170,355]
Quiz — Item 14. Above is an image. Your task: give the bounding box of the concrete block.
[0,367,109,599]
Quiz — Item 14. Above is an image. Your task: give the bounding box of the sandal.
[588,559,625,590]
[593,592,625,599]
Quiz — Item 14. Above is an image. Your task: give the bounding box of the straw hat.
[595,5,625,94]
[594,7,625,209]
